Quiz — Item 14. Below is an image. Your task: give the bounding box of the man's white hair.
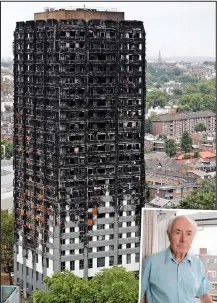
[167,215,198,236]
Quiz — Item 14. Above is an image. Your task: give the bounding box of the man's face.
[167,217,195,255]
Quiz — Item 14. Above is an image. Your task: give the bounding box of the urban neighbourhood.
[1,5,216,303]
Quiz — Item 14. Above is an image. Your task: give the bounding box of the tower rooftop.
[34,7,125,21]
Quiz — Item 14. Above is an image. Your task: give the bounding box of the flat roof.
[152,110,216,122]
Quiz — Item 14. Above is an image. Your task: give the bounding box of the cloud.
[1,2,215,59]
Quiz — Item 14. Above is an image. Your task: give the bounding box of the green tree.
[194,123,207,132]
[184,83,199,94]
[178,93,215,112]
[146,73,155,86]
[181,131,192,153]
[1,211,14,285]
[172,88,183,96]
[91,266,138,303]
[29,267,139,303]
[198,79,215,96]
[1,139,13,159]
[176,75,198,84]
[165,139,177,158]
[146,91,167,109]
[179,179,216,210]
[145,118,152,134]
[154,83,162,89]
[173,68,183,76]
[193,150,199,158]
[30,271,94,303]
[158,74,169,83]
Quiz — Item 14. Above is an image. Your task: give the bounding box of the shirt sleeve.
[196,259,212,297]
[140,256,152,300]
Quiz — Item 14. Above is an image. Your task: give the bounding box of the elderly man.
[140,215,212,303]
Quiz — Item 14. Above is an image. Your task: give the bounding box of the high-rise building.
[13,8,146,296]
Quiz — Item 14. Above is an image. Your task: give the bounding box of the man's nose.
[180,234,186,242]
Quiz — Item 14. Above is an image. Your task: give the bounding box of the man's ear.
[167,231,170,240]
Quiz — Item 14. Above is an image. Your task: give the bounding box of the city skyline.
[1,1,216,59]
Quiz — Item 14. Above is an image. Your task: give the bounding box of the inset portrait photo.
[139,208,217,303]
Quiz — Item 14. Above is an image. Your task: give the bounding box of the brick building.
[152,110,216,138]
[198,248,217,299]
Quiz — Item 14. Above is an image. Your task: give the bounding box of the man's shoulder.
[188,253,204,267]
[143,249,167,264]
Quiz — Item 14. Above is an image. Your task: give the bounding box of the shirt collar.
[165,247,192,264]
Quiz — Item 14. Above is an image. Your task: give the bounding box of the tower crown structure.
[34,7,125,21]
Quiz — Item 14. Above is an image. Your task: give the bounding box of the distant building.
[175,151,216,162]
[186,169,210,181]
[147,196,180,208]
[1,162,14,212]
[145,105,178,119]
[152,110,216,138]
[146,171,189,187]
[148,183,200,202]
[1,111,13,140]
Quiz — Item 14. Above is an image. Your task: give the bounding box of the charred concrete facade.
[13,12,145,295]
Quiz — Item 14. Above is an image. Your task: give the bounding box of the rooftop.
[176,151,216,160]
[144,151,167,160]
[148,197,181,208]
[34,7,125,21]
[152,110,216,122]
[148,183,200,190]
[187,170,209,177]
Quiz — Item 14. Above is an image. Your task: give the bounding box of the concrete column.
[22,249,27,299]
[13,244,18,285]
[83,246,88,278]
[53,226,61,272]
[114,211,119,264]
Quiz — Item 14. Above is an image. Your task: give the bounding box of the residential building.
[195,159,216,173]
[186,170,211,181]
[152,110,216,138]
[145,171,188,187]
[146,196,180,208]
[148,183,200,202]
[1,112,13,140]
[1,162,14,212]
[175,151,216,162]
[13,8,145,296]
[145,105,178,119]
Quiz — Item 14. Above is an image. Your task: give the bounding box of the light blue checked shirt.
[140,247,212,303]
